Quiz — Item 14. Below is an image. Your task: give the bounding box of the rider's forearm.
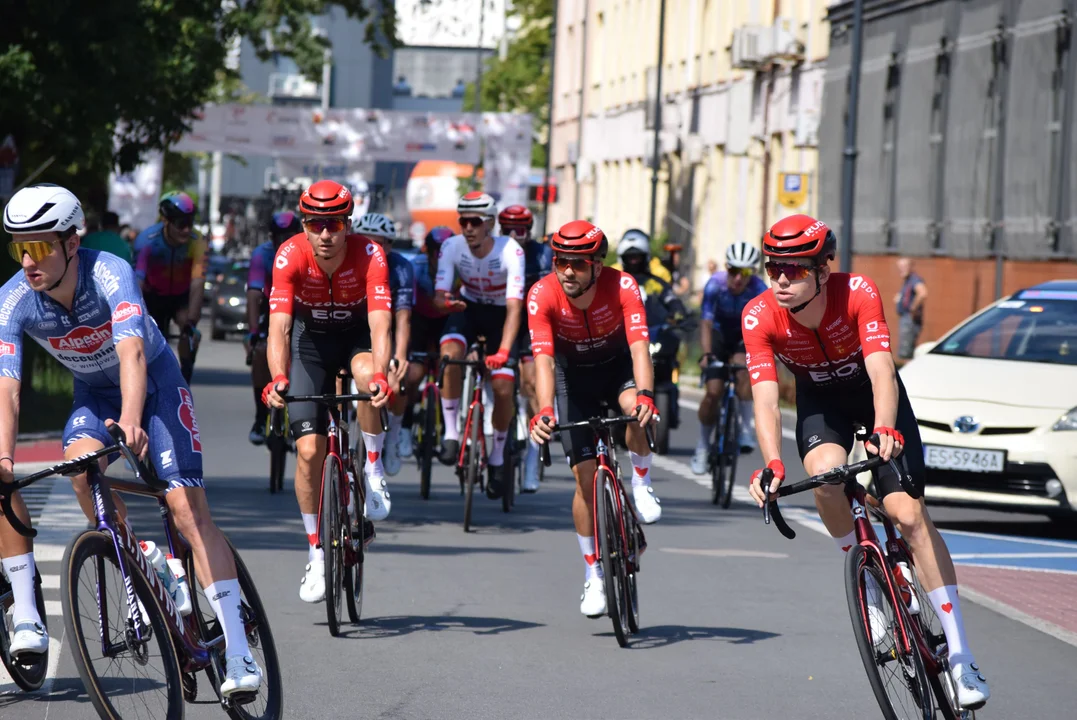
[369,310,392,375]
[753,383,783,464]
[394,310,411,361]
[188,283,204,323]
[535,355,556,411]
[629,340,654,393]
[501,300,522,353]
[246,291,262,333]
[0,378,20,461]
[266,316,292,379]
[700,319,713,355]
[866,354,899,429]
[116,339,147,425]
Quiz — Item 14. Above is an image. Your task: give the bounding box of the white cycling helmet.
[4,184,85,236]
[725,241,761,269]
[457,191,496,217]
[616,228,650,261]
[353,212,396,239]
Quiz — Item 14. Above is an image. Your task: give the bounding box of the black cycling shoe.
[249,419,266,446]
[486,464,505,500]
[438,439,460,466]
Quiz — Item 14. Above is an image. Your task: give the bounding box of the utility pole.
[475,0,487,111]
[540,0,559,237]
[648,0,667,241]
[839,0,864,272]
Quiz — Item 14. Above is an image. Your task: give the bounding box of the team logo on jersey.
[0,340,15,357]
[111,302,142,324]
[366,243,377,255]
[48,321,113,354]
[176,387,202,453]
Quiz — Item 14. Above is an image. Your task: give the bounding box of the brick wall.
[852,256,1077,346]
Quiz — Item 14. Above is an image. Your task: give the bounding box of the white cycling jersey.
[435,234,526,306]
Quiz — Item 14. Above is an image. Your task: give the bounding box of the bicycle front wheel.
[62,529,183,720]
[463,408,481,532]
[420,390,437,500]
[716,398,739,508]
[1,568,49,690]
[845,544,934,720]
[596,469,629,647]
[322,458,345,636]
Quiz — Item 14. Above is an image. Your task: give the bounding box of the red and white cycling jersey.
[742,273,892,387]
[435,234,525,305]
[269,234,391,329]
[528,269,649,365]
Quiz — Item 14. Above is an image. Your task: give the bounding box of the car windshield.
[931,296,1077,366]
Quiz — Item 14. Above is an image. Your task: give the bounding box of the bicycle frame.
[590,430,640,571]
[458,367,488,470]
[315,404,358,557]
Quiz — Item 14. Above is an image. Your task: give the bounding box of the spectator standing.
[894,257,927,361]
[80,210,133,264]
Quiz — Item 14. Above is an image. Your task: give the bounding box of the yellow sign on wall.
[778,172,809,209]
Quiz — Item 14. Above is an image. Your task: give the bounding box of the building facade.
[548,0,833,288]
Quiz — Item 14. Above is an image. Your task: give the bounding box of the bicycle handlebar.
[0,425,164,538]
[281,392,390,432]
[538,415,656,467]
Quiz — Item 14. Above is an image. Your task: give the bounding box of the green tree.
[464,0,553,167]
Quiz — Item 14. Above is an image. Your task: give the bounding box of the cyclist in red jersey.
[744,214,989,710]
[261,180,393,606]
[528,221,661,619]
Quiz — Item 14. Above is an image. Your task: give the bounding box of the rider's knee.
[492,376,514,400]
[295,436,322,465]
[888,498,928,541]
[168,493,211,540]
[440,339,464,359]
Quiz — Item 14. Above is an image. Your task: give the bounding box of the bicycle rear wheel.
[1,568,49,690]
[845,544,934,720]
[596,469,629,647]
[419,388,437,500]
[622,487,641,634]
[344,468,365,625]
[62,529,183,720]
[322,458,345,636]
[463,408,481,532]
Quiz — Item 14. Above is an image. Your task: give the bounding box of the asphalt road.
[4,337,1076,719]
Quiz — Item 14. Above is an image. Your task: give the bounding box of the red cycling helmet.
[298,180,354,217]
[498,204,533,229]
[550,220,608,257]
[763,214,837,264]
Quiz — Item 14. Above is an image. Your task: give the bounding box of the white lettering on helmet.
[805,220,826,236]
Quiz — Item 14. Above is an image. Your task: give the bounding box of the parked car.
[896,280,1077,517]
[203,253,234,303]
[209,261,250,340]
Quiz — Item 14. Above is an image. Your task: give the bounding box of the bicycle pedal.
[224,690,258,707]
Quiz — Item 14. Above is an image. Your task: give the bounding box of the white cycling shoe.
[738,427,757,453]
[864,573,890,648]
[632,485,662,524]
[950,659,990,710]
[364,475,391,521]
[299,560,325,603]
[382,441,402,476]
[690,447,709,475]
[579,580,606,618]
[221,654,263,697]
[9,621,48,657]
[397,429,414,459]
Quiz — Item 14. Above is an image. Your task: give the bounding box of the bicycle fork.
[851,497,916,656]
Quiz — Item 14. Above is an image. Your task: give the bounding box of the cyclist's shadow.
[323,614,544,639]
[598,624,779,650]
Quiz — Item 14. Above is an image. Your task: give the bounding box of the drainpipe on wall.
[573,0,589,220]
[839,0,865,273]
[540,0,559,237]
[648,0,668,240]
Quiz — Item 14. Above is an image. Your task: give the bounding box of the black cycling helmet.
[269,210,301,243]
[159,192,196,227]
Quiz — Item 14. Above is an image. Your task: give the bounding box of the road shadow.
[191,367,250,388]
[596,624,779,650]
[0,674,171,711]
[325,614,544,639]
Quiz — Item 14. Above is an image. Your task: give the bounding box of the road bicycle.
[760,434,974,720]
[438,343,519,532]
[0,425,282,719]
[408,351,441,500]
[700,358,748,508]
[0,554,48,691]
[540,414,654,648]
[281,381,386,637]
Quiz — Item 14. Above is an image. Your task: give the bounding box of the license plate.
[924,445,1006,473]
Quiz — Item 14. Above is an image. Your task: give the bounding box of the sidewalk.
[13,435,65,467]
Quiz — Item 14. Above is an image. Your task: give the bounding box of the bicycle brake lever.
[539,416,552,467]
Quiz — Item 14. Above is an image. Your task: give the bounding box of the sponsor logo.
[0,340,15,357]
[631,313,642,323]
[49,321,112,354]
[211,590,231,602]
[77,310,97,323]
[620,275,636,290]
[93,263,121,297]
[366,243,376,255]
[826,316,844,331]
[744,314,759,331]
[865,334,888,342]
[111,301,142,324]
[177,387,202,453]
[529,300,539,315]
[0,282,30,327]
[160,449,173,469]
[805,220,827,236]
[375,285,387,294]
[865,320,879,332]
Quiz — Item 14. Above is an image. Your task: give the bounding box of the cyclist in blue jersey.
[352,213,414,474]
[499,205,549,492]
[246,210,302,445]
[0,185,261,696]
[133,192,206,383]
[691,241,768,474]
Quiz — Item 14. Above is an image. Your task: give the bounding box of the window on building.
[751,72,765,120]
[928,39,951,251]
[789,64,801,115]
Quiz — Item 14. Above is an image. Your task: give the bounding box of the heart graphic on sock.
[634,466,646,477]
[584,553,597,565]
[307,533,319,546]
[368,451,380,464]
[941,602,953,614]
[841,545,852,552]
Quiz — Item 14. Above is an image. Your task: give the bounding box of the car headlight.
[228,296,242,307]
[1052,407,1077,431]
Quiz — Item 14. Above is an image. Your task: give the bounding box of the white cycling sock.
[490,430,508,466]
[3,554,42,626]
[739,399,755,431]
[630,451,652,488]
[203,579,251,658]
[363,431,385,477]
[698,422,715,450]
[441,398,460,441]
[387,411,403,446]
[301,513,322,563]
[578,534,602,580]
[928,585,971,663]
[833,530,857,554]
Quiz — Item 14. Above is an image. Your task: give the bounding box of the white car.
[897,280,1077,516]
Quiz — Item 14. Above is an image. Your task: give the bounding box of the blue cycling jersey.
[387,251,415,313]
[247,240,276,295]
[0,249,169,387]
[700,271,768,338]
[523,240,553,290]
